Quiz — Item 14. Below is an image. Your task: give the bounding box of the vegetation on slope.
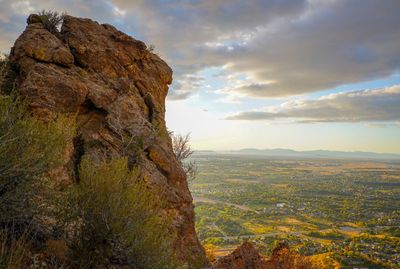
[0,55,179,268]
[60,157,179,269]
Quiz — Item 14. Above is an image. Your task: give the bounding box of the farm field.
[190,153,400,268]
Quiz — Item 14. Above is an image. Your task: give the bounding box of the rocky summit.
[9,14,209,267]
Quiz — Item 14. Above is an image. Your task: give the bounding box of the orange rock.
[9,14,208,267]
[213,241,320,269]
[213,241,268,269]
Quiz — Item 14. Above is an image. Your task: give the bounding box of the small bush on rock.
[171,133,198,183]
[38,10,66,34]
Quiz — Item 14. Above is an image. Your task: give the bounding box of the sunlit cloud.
[226,85,400,123]
[1,0,400,100]
[113,6,126,17]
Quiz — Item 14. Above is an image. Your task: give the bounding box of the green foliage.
[0,55,8,81]
[0,92,75,231]
[38,10,66,34]
[0,64,74,266]
[307,230,344,240]
[333,234,400,269]
[383,226,400,237]
[0,55,15,95]
[60,157,179,269]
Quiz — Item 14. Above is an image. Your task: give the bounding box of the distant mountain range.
[196,148,400,160]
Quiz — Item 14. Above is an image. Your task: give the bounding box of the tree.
[171,132,198,182]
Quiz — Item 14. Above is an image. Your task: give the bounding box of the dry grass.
[242,222,274,234]
[0,229,30,269]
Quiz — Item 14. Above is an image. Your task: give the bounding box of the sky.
[0,0,399,153]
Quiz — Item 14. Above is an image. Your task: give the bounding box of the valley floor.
[190,154,400,268]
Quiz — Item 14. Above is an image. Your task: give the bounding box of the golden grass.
[308,252,340,269]
[242,222,274,234]
[276,226,291,232]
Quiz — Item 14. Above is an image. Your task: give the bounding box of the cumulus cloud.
[111,0,308,98]
[167,73,206,100]
[225,85,400,123]
[1,0,400,99]
[111,0,400,98]
[224,0,400,97]
[227,83,283,98]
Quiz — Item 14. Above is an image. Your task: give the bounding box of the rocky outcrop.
[9,14,208,267]
[265,241,309,269]
[213,242,268,269]
[213,241,319,269]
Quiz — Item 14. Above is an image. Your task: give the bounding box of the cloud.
[366,123,400,129]
[112,0,400,99]
[167,91,192,101]
[167,73,206,100]
[225,0,400,97]
[1,0,400,99]
[228,83,283,97]
[112,0,308,99]
[225,85,400,123]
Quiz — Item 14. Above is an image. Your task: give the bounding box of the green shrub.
[0,55,15,95]
[0,61,74,266]
[60,157,179,269]
[0,55,8,82]
[0,92,75,232]
[38,10,66,35]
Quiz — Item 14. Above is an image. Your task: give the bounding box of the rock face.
[213,241,317,269]
[9,14,208,267]
[264,241,314,269]
[213,242,268,269]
